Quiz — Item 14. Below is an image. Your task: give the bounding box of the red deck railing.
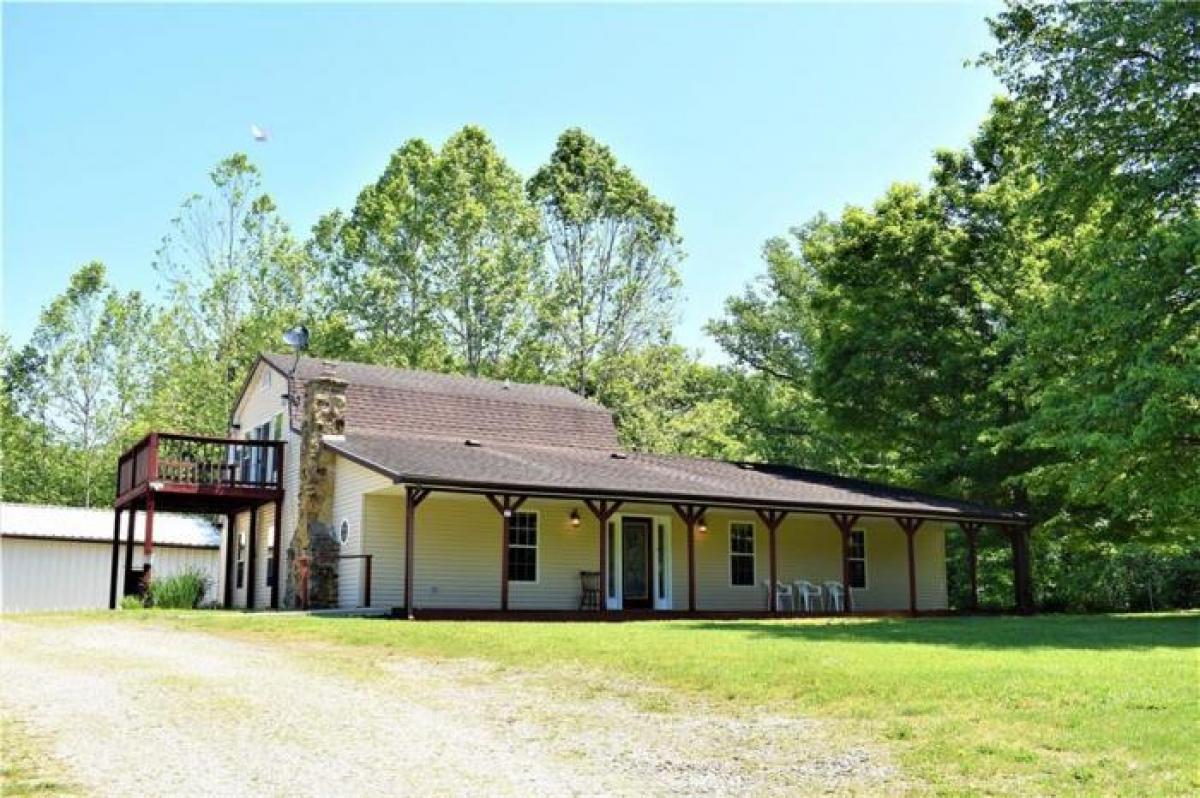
[116,432,285,499]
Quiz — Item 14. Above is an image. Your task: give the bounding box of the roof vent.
[502,379,511,390]
[610,452,628,460]
[464,439,482,447]
[739,462,756,470]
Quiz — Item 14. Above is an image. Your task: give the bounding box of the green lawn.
[36,611,1200,795]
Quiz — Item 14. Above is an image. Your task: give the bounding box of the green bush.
[146,567,212,609]
[118,594,144,610]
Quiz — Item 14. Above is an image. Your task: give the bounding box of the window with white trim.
[507,511,538,583]
[729,522,755,586]
[236,530,247,589]
[848,530,867,589]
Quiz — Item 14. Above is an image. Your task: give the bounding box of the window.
[507,511,537,583]
[656,522,666,600]
[266,543,276,587]
[729,522,755,586]
[847,530,867,589]
[338,519,350,546]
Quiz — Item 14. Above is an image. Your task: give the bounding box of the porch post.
[895,517,924,616]
[486,494,528,611]
[584,500,623,611]
[123,505,137,595]
[756,510,787,613]
[141,491,156,593]
[829,513,860,613]
[246,506,259,611]
[224,513,237,608]
[270,499,283,610]
[961,522,982,612]
[403,487,430,620]
[672,504,706,612]
[108,509,122,609]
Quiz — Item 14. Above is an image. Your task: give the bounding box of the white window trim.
[848,529,868,591]
[507,509,540,585]
[728,520,757,588]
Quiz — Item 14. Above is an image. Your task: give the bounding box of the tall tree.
[428,127,544,375]
[983,2,1200,539]
[528,128,683,396]
[16,263,151,505]
[151,154,311,433]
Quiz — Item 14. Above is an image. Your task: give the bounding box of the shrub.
[147,567,212,609]
[118,594,144,610]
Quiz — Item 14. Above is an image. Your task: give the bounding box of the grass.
[0,717,80,796]
[16,610,1200,795]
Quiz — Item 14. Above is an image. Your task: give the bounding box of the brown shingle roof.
[326,432,1026,523]
[261,354,620,450]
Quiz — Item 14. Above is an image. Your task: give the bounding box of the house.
[107,354,1033,616]
[3,503,218,612]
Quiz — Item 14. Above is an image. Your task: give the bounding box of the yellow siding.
[353,491,949,613]
[331,458,393,608]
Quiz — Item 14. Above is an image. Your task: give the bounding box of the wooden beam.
[141,492,156,594]
[225,513,236,607]
[829,513,860,613]
[108,509,122,609]
[672,504,707,612]
[755,510,787,613]
[583,499,623,611]
[895,517,924,616]
[486,494,529,611]
[270,499,283,610]
[404,487,430,619]
[246,506,258,611]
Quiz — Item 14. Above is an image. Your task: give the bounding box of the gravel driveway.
[0,618,896,796]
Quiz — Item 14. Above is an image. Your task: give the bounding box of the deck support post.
[829,513,860,613]
[108,509,122,609]
[584,499,623,611]
[895,517,924,616]
[403,487,431,619]
[486,494,528,611]
[224,513,237,608]
[246,506,259,611]
[123,505,137,596]
[960,522,982,612]
[672,504,707,612]
[756,510,788,613]
[141,492,156,594]
[270,499,283,610]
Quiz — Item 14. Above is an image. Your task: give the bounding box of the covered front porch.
[338,464,1033,619]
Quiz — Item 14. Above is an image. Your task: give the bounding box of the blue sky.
[4,3,1002,359]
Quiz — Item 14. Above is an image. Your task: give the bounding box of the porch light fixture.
[570,509,581,528]
[697,516,708,534]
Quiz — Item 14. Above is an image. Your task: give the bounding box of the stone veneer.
[285,367,347,609]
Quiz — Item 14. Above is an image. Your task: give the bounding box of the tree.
[427,127,544,375]
[15,263,151,505]
[528,128,683,396]
[150,154,311,433]
[982,2,1200,539]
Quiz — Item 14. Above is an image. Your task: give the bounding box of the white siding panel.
[331,457,392,608]
[1,538,218,612]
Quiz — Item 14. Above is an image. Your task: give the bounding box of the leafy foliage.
[146,567,212,609]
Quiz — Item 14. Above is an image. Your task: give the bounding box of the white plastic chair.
[764,580,794,611]
[793,580,823,613]
[823,580,846,612]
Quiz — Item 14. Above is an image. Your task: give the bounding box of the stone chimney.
[286,363,347,609]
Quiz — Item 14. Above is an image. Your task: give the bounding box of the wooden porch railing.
[117,433,285,498]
